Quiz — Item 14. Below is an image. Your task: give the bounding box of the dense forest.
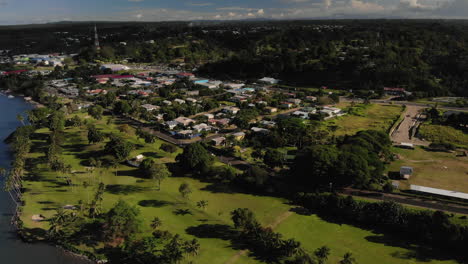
[1,20,468,96]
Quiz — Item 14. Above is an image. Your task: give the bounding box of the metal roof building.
[410,185,468,201]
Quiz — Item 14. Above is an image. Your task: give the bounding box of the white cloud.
[350,0,385,12]
[257,9,265,15]
[136,14,143,19]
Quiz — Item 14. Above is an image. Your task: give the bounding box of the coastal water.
[0,95,89,264]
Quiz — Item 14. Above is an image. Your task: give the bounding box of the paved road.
[390,105,429,146]
[341,188,468,215]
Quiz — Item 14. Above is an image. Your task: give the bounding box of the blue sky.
[0,0,467,24]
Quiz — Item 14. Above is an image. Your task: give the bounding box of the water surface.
[0,95,89,264]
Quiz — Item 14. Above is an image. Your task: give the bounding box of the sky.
[0,0,467,25]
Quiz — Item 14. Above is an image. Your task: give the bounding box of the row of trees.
[230,208,355,264]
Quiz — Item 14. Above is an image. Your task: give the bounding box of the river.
[0,95,90,264]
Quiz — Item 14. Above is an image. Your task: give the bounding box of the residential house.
[174,117,195,127]
[208,118,230,127]
[186,98,197,104]
[141,104,160,112]
[162,100,172,106]
[176,130,199,139]
[223,106,241,115]
[281,102,294,108]
[192,123,212,133]
[292,111,310,119]
[260,120,276,128]
[225,83,245,89]
[204,113,215,119]
[231,132,246,141]
[174,99,186,104]
[251,127,269,133]
[400,166,413,180]
[165,121,179,130]
[211,137,226,146]
[258,77,280,85]
[287,98,302,105]
[265,107,278,113]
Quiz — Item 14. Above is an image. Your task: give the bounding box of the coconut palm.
[196,200,208,211]
[183,239,200,256]
[314,246,330,264]
[339,253,356,264]
[16,114,25,126]
[150,217,163,231]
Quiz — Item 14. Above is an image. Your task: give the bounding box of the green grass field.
[326,103,403,136]
[277,214,457,264]
[419,124,468,149]
[388,146,468,193]
[19,114,462,264]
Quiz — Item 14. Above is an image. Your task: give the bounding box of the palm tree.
[282,238,301,257]
[183,239,200,256]
[339,253,356,264]
[196,200,208,211]
[314,246,330,264]
[150,217,163,231]
[16,114,25,126]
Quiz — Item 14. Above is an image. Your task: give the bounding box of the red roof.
[3,69,28,75]
[177,72,194,77]
[113,75,134,79]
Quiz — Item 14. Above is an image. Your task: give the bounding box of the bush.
[160,143,178,153]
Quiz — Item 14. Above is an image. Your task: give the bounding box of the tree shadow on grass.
[138,200,174,208]
[186,224,272,262]
[305,209,459,263]
[141,152,164,159]
[37,201,54,205]
[106,184,147,195]
[366,235,456,263]
[186,224,236,241]
[173,209,193,216]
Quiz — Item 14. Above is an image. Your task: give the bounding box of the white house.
[141,104,160,112]
[174,117,195,127]
[192,123,212,132]
[223,106,241,115]
[259,77,280,85]
[174,99,186,104]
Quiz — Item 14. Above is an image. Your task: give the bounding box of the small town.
[0,17,467,264]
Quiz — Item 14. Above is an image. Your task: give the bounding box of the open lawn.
[419,124,468,149]
[326,103,403,136]
[20,114,463,264]
[276,213,458,264]
[388,146,468,193]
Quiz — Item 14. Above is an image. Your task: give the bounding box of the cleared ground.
[388,146,468,193]
[391,105,428,146]
[327,103,403,136]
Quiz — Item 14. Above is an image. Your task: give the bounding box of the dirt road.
[391,105,429,146]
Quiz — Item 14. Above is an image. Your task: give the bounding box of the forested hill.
[198,20,468,97]
[2,20,468,97]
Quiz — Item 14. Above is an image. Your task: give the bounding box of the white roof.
[410,185,468,200]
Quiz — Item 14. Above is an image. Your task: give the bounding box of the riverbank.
[0,94,91,264]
